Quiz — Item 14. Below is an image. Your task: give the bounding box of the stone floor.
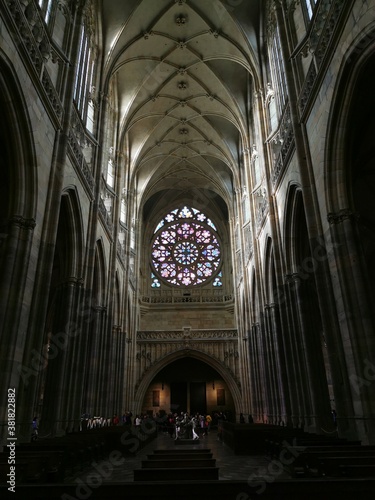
[67,429,278,484]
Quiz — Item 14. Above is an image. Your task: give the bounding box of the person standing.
[31,416,38,441]
[205,414,212,434]
[135,415,142,428]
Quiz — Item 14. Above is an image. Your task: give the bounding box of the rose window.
[151,206,221,287]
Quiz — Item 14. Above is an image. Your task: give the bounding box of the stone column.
[39,277,83,436]
[328,209,375,443]
[282,274,306,428]
[83,306,107,416]
[109,326,122,415]
[0,216,36,446]
[263,305,278,424]
[254,323,267,422]
[268,303,290,426]
[291,273,333,433]
[265,303,288,426]
[64,281,89,432]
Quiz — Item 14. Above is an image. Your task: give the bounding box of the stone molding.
[98,197,113,235]
[271,104,295,186]
[137,329,238,341]
[3,0,63,124]
[135,328,241,391]
[297,0,350,118]
[134,329,241,392]
[141,293,233,305]
[67,111,95,196]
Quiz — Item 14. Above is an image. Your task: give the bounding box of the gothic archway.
[143,357,234,417]
[325,27,375,443]
[0,51,38,444]
[283,185,332,431]
[39,189,85,435]
[132,349,242,417]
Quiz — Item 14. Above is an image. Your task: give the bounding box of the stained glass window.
[151,273,161,288]
[305,0,317,20]
[213,272,223,287]
[151,206,221,287]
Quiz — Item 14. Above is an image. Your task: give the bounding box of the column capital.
[291,272,302,283]
[64,276,84,287]
[284,273,293,284]
[271,302,279,308]
[10,215,36,230]
[93,305,107,313]
[327,208,359,225]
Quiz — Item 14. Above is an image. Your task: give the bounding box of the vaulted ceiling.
[101,0,261,220]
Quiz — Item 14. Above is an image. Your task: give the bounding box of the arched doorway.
[324,29,375,443]
[141,357,235,419]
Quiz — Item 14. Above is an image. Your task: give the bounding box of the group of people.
[80,411,156,431]
[163,411,215,440]
[81,414,116,430]
[31,409,234,439]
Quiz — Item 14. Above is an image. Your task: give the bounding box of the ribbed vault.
[101,0,261,211]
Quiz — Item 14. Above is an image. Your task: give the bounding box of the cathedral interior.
[1,0,375,495]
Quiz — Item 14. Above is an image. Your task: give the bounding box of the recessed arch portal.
[133,349,242,417]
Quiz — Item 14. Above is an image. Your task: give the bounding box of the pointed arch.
[38,189,86,434]
[0,51,39,444]
[323,25,375,441]
[133,349,242,416]
[60,187,85,279]
[326,25,375,304]
[263,236,274,304]
[250,266,259,324]
[325,23,375,214]
[93,238,107,307]
[283,182,304,273]
[113,271,121,327]
[0,51,37,221]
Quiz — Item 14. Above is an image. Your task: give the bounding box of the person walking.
[191,415,199,440]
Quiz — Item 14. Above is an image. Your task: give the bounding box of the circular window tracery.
[174,242,199,265]
[151,206,221,287]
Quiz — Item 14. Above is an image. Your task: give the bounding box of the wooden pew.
[134,466,220,481]
[153,448,212,454]
[280,444,375,478]
[16,429,110,477]
[318,456,375,476]
[0,458,29,484]
[147,452,213,460]
[339,464,375,477]
[0,453,47,483]
[141,458,217,468]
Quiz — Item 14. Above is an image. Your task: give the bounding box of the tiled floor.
[68,430,277,484]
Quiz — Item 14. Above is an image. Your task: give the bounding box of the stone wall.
[140,304,235,330]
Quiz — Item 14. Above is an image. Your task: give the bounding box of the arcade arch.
[132,350,242,418]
